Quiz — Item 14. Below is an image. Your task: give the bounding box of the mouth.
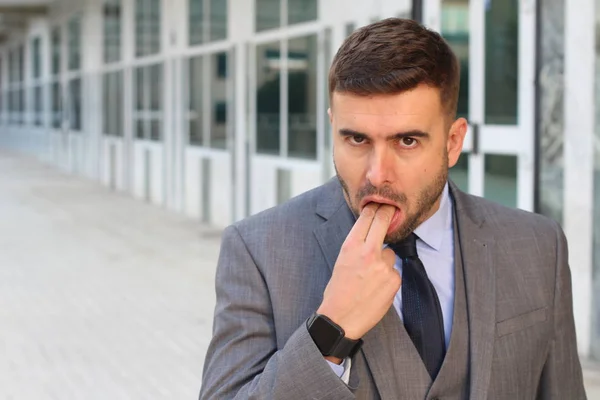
[359,196,403,234]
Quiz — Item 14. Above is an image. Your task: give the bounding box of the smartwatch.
[306,313,363,359]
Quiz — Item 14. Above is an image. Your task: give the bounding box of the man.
[199,18,586,399]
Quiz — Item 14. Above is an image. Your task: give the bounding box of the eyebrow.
[338,128,430,140]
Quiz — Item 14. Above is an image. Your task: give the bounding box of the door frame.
[423,0,537,211]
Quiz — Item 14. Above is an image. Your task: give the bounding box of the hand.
[317,203,401,340]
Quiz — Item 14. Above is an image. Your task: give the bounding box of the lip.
[359,195,400,211]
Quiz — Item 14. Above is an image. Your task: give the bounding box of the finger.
[381,247,397,267]
[347,202,380,242]
[365,204,395,247]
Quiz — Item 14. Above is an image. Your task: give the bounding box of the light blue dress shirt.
[328,182,455,380]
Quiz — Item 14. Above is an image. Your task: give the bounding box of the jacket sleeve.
[537,220,587,399]
[199,225,356,400]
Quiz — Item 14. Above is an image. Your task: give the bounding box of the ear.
[447,117,468,168]
[328,107,333,124]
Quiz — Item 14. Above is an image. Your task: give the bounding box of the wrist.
[325,355,343,365]
[307,313,364,360]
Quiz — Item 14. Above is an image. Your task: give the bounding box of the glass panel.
[189,0,205,45]
[51,82,62,128]
[136,0,161,57]
[103,71,124,136]
[150,119,161,140]
[8,89,13,123]
[17,87,24,125]
[115,72,123,137]
[287,35,317,159]
[483,154,517,208]
[288,0,317,25]
[485,0,518,124]
[103,73,109,134]
[210,0,227,41]
[104,0,122,63]
[210,52,227,149]
[441,0,469,119]
[69,78,82,131]
[68,17,81,71]
[189,55,204,146]
[149,63,162,111]
[256,0,280,32]
[32,37,42,79]
[449,152,469,192]
[136,119,145,139]
[52,28,61,76]
[256,41,281,155]
[34,85,43,126]
[18,45,24,82]
[135,66,145,111]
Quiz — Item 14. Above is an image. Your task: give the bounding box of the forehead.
[331,85,444,130]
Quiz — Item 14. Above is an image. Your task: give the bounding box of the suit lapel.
[313,179,429,399]
[449,182,496,399]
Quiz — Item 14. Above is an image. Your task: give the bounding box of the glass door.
[424,0,536,211]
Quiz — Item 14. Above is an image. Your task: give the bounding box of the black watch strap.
[307,313,363,359]
[330,335,363,359]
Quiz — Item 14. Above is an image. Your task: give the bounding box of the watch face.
[311,316,343,354]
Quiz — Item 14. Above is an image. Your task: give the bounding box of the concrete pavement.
[1,150,599,399]
[1,151,221,399]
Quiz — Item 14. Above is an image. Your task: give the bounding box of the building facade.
[0,0,597,361]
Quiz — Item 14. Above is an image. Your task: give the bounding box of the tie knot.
[390,233,418,259]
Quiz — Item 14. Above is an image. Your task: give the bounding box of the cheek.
[334,148,366,187]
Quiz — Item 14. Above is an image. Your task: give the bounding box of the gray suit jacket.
[199,179,586,399]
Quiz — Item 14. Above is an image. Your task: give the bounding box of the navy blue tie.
[391,233,446,379]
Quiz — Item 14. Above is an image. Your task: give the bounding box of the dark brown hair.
[329,18,460,118]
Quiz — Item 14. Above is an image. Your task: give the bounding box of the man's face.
[329,84,467,244]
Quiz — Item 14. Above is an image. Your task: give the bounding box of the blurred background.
[0,0,599,398]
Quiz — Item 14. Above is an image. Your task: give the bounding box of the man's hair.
[329,18,460,118]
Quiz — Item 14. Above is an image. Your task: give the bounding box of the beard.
[335,154,448,244]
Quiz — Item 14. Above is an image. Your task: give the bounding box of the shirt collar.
[413,181,452,252]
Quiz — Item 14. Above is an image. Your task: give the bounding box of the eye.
[399,137,418,148]
[349,135,366,145]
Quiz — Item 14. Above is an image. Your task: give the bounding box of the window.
[256,0,317,32]
[136,0,161,57]
[103,0,124,137]
[68,17,83,132]
[31,36,44,126]
[8,45,25,125]
[484,0,519,124]
[52,28,61,75]
[32,37,42,79]
[256,34,318,159]
[441,0,469,120]
[187,51,229,148]
[69,78,82,131]
[189,0,228,46]
[50,27,62,129]
[134,63,163,140]
[34,86,43,126]
[104,0,122,63]
[103,71,123,136]
[68,17,81,71]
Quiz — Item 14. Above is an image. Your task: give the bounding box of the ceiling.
[0,1,52,43]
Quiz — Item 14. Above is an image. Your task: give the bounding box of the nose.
[366,146,394,187]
